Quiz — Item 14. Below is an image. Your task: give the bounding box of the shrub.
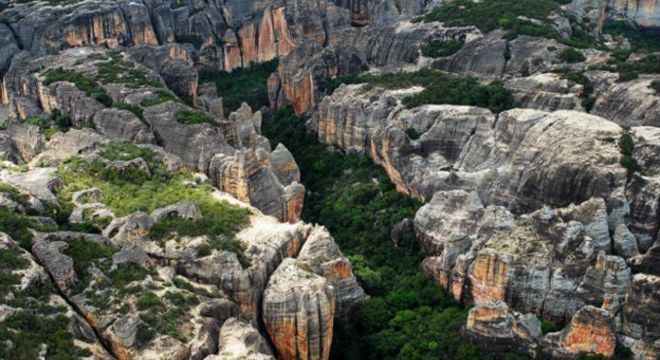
[114,103,145,122]
[43,68,112,107]
[559,47,586,63]
[619,129,642,180]
[422,39,464,57]
[406,128,422,140]
[175,110,216,125]
[422,0,562,33]
[541,319,562,334]
[62,237,117,293]
[554,69,595,112]
[651,80,660,94]
[323,69,514,113]
[603,20,660,53]
[136,291,162,310]
[174,33,204,48]
[402,77,514,113]
[141,90,179,107]
[0,208,36,248]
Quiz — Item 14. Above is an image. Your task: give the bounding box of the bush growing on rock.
[175,110,216,125]
[422,39,464,57]
[43,68,112,107]
[559,48,586,63]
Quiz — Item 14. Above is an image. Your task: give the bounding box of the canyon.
[1,0,659,359]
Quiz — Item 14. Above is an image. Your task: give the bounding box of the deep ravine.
[261,108,528,360]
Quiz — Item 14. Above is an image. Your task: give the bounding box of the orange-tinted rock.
[258,8,278,62]
[223,30,243,72]
[549,305,616,357]
[273,7,296,57]
[263,259,336,360]
[238,23,258,67]
[469,252,512,304]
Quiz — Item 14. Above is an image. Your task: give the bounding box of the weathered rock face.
[0,47,305,223]
[262,258,336,360]
[605,0,660,28]
[412,186,660,357]
[0,232,113,358]
[315,85,627,210]
[214,318,275,360]
[588,71,660,127]
[297,226,368,318]
[545,305,617,358]
[0,171,364,360]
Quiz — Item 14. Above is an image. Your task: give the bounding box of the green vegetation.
[651,80,660,95]
[19,109,73,140]
[421,0,598,48]
[326,69,514,113]
[0,240,90,359]
[199,59,278,116]
[95,51,162,89]
[613,54,660,82]
[422,0,563,33]
[136,291,162,310]
[62,237,118,294]
[56,142,251,261]
[559,47,586,63]
[141,89,179,107]
[43,68,112,107]
[619,128,642,181]
[150,201,252,267]
[174,34,204,48]
[114,102,146,122]
[262,108,525,359]
[137,290,200,344]
[541,319,562,334]
[175,110,216,125]
[422,39,464,57]
[554,68,595,112]
[603,21,660,53]
[0,208,36,248]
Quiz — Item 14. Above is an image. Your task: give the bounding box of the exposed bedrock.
[0,47,305,223]
[314,85,628,212]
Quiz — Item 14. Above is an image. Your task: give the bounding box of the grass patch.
[95,51,162,89]
[56,142,252,261]
[62,237,118,294]
[43,68,112,107]
[199,59,278,116]
[175,110,216,125]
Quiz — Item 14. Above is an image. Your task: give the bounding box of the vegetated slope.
[262,108,529,360]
